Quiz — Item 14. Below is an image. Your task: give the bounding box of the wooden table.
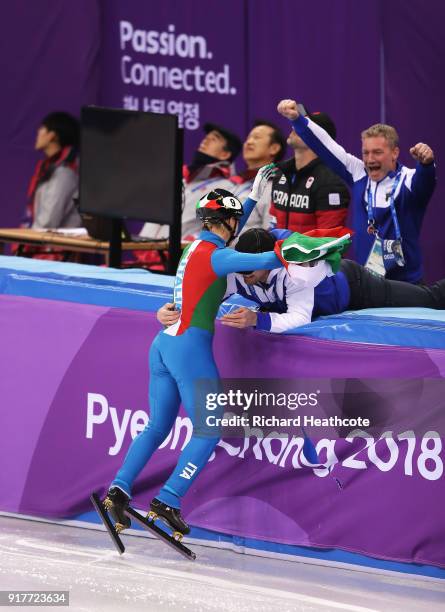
[0,228,170,267]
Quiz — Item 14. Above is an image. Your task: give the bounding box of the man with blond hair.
[277,99,436,283]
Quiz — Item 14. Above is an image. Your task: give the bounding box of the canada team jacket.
[269,157,350,233]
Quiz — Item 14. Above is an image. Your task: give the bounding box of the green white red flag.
[274,226,352,274]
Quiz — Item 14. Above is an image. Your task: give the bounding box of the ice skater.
[103,168,283,538]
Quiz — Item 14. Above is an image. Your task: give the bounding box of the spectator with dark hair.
[180,122,242,238]
[186,122,242,178]
[264,110,350,234]
[230,119,287,231]
[138,120,283,271]
[139,122,242,242]
[242,120,286,166]
[25,112,81,229]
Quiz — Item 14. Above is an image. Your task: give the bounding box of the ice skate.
[123,502,196,560]
[90,491,125,554]
[147,497,190,539]
[103,487,131,533]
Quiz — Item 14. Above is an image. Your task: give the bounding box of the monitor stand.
[167,219,181,274]
[109,218,123,268]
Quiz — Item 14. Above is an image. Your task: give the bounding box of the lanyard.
[366,170,403,240]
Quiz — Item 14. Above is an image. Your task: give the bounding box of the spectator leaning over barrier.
[158,228,445,334]
[139,122,242,242]
[25,112,81,229]
[277,98,436,283]
[261,110,350,234]
[229,120,287,232]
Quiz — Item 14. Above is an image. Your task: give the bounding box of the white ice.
[0,516,444,612]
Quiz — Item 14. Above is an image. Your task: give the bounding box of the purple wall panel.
[98,0,248,162]
[0,1,101,226]
[383,0,445,282]
[246,0,381,160]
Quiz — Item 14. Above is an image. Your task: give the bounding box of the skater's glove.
[157,303,180,327]
[248,163,279,202]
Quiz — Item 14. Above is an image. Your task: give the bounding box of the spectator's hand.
[221,307,258,328]
[157,302,180,326]
[277,99,300,120]
[249,163,279,201]
[410,143,434,165]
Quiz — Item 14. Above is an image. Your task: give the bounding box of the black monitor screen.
[79,106,181,224]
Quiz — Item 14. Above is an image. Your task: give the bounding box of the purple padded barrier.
[1,294,444,568]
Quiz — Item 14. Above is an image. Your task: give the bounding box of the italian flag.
[274,227,352,274]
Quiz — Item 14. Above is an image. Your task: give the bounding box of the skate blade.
[126,506,196,561]
[147,511,185,540]
[90,492,125,555]
[115,522,128,534]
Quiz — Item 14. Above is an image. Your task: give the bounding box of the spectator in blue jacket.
[277,99,436,283]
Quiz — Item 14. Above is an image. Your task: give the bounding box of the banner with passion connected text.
[99,1,247,159]
[1,294,444,568]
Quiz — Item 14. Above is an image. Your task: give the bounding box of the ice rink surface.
[0,516,444,612]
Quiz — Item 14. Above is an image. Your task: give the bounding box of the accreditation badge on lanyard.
[364,171,405,277]
[365,234,386,276]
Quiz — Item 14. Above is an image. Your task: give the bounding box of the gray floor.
[0,516,443,612]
